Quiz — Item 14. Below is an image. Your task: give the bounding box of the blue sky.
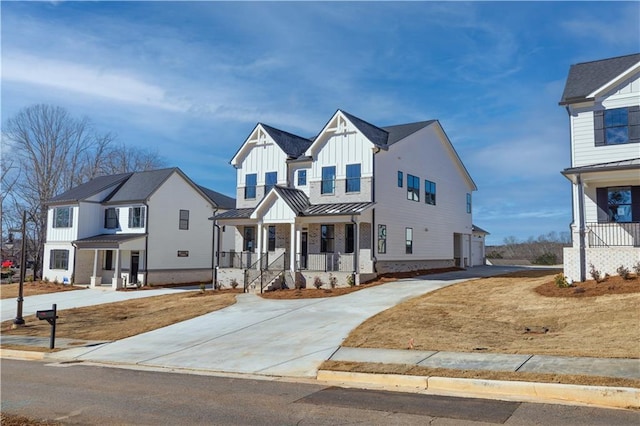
[2,1,639,245]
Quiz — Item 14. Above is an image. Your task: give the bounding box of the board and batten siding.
[570,74,640,168]
[235,138,289,208]
[46,205,79,242]
[374,124,474,261]
[146,172,214,270]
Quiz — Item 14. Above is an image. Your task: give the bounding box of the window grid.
[321,224,335,253]
[245,174,257,199]
[604,108,629,145]
[50,249,69,270]
[179,209,189,230]
[53,207,73,228]
[321,166,336,195]
[129,207,145,228]
[104,208,118,229]
[345,164,361,193]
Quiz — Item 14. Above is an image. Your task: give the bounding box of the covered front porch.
[73,233,147,289]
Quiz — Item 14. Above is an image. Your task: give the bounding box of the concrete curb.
[0,349,46,360]
[316,370,640,409]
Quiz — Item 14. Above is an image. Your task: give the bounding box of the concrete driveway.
[50,266,528,378]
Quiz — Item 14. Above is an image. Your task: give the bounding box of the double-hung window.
[50,249,69,269]
[321,166,336,195]
[345,164,361,193]
[407,174,420,202]
[297,170,307,186]
[425,180,436,205]
[595,106,639,146]
[129,206,145,228]
[104,208,118,229]
[405,228,413,254]
[265,171,277,193]
[53,207,73,228]
[179,209,189,230]
[245,174,257,199]
[320,225,334,252]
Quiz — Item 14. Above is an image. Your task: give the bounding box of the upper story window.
[245,173,257,199]
[407,174,420,202]
[466,193,472,214]
[297,170,307,186]
[345,164,361,193]
[179,209,189,230]
[425,180,436,205]
[104,208,119,229]
[321,166,336,195]
[265,171,277,193]
[397,171,403,188]
[53,206,73,228]
[129,206,145,228]
[595,106,639,146]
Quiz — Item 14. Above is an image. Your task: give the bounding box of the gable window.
[245,173,257,199]
[265,171,277,193]
[407,174,420,202]
[346,164,361,193]
[53,207,73,228]
[378,224,387,254]
[49,249,69,270]
[466,193,472,214]
[268,225,276,251]
[104,250,113,270]
[243,227,255,252]
[104,208,118,229]
[128,206,145,228]
[320,224,334,253]
[397,171,403,188]
[297,170,307,186]
[345,224,355,253]
[425,180,436,205]
[321,166,336,195]
[595,106,639,146]
[405,228,413,254]
[179,209,189,230]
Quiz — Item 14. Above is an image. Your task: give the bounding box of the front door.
[300,232,308,269]
[130,252,139,284]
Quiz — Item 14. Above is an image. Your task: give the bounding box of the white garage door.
[471,239,484,266]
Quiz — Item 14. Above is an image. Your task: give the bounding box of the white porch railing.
[299,253,355,272]
[587,222,640,247]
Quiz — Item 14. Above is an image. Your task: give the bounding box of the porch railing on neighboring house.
[299,253,355,272]
[587,222,640,247]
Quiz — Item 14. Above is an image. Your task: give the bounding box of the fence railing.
[587,222,640,247]
[219,252,267,269]
[299,253,355,272]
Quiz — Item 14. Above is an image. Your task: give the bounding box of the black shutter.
[594,110,605,146]
[632,186,640,222]
[628,106,640,144]
[596,187,609,223]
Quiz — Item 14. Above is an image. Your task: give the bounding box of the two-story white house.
[559,53,640,282]
[215,109,479,290]
[43,167,235,288]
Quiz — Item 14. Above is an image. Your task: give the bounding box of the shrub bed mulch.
[535,275,640,297]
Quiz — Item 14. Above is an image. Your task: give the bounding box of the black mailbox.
[36,309,56,321]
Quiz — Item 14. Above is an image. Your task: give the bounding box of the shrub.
[313,276,323,289]
[589,263,604,283]
[295,275,305,290]
[633,262,640,277]
[616,265,631,280]
[328,273,337,289]
[554,273,570,288]
[533,252,558,265]
[346,274,355,287]
[43,276,49,283]
[230,278,239,289]
[199,282,206,293]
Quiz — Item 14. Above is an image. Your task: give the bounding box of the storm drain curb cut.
[316,370,640,409]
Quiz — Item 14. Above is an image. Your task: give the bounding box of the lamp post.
[12,211,27,326]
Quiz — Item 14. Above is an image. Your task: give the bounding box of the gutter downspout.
[576,174,586,282]
[144,202,149,286]
[371,147,380,274]
[211,208,220,289]
[350,215,359,284]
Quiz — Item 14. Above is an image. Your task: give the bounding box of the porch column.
[256,222,263,269]
[290,222,296,273]
[111,249,123,289]
[577,174,586,282]
[90,249,100,287]
[354,219,360,285]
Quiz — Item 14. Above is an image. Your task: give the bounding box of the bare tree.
[2,104,165,278]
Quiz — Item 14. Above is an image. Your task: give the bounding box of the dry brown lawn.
[342,270,640,359]
[0,281,83,299]
[1,289,240,344]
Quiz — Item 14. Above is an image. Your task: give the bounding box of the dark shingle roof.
[382,121,436,145]
[48,173,133,204]
[272,186,310,213]
[103,168,176,204]
[261,124,313,158]
[198,185,236,209]
[340,110,389,147]
[73,233,147,249]
[560,53,640,105]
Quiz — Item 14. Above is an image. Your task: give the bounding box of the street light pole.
[14,210,27,326]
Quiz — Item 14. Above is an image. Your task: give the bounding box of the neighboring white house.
[43,167,236,288]
[559,53,640,282]
[215,109,480,290]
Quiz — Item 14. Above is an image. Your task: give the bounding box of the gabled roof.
[48,172,133,204]
[340,110,389,147]
[271,186,310,214]
[103,168,177,204]
[472,224,490,235]
[383,121,436,146]
[560,53,640,105]
[261,124,313,158]
[198,185,236,209]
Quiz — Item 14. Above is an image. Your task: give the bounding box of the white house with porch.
[559,53,640,282]
[214,109,479,291]
[43,167,235,288]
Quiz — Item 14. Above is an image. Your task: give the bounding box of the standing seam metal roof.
[47,173,133,204]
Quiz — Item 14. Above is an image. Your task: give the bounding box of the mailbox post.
[36,304,58,349]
